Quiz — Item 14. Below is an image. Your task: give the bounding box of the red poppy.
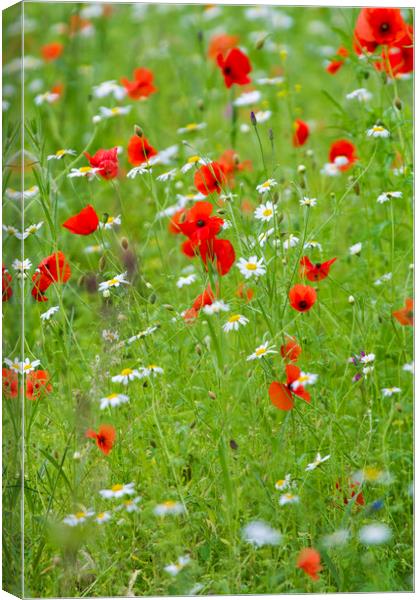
[2,368,18,398]
[84,147,119,180]
[168,208,187,234]
[86,424,116,455]
[201,238,236,276]
[184,285,216,322]
[280,336,302,363]
[2,265,12,302]
[208,33,239,61]
[194,162,226,196]
[127,135,157,166]
[289,284,317,313]
[377,25,413,76]
[236,282,254,302]
[41,42,64,62]
[31,251,71,302]
[292,119,310,147]
[121,67,157,100]
[328,139,357,171]
[335,480,365,507]
[51,83,64,98]
[62,204,99,235]
[217,48,252,88]
[392,298,413,326]
[218,149,252,186]
[26,370,52,400]
[296,548,322,581]
[178,201,223,244]
[269,364,311,411]
[300,256,336,282]
[354,8,407,51]
[326,46,349,74]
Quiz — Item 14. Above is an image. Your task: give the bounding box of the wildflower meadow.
[2,2,414,597]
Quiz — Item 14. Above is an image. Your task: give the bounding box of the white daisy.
[92,80,127,101]
[223,314,249,333]
[304,240,322,250]
[2,224,20,237]
[242,520,282,547]
[403,362,414,374]
[305,452,330,471]
[359,523,392,545]
[118,496,142,513]
[202,300,230,315]
[346,88,372,102]
[111,368,142,385]
[377,191,402,204]
[67,166,101,179]
[156,169,177,182]
[19,222,44,239]
[237,256,266,279]
[177,122,206,134]
[300,196,317,207]
[99,482,136,499]
[180,155,208,174]
[12,258,32,278]
[63,509,94,526]
[95,511,112,524]
[247,342,276,361]
[256,76,284,85]
[374,272,392,286]
[164,555,191,576]
[176,274,197,288]
[126,326,158,344]
[381,387,401,397]
[98,273,129,295]
[102,329,119,342]
[139,365,164,377]
[290,371,318,390]
[322,529,350,548]
[99,215,121,230]
[275,474,293,491]
[360,353,375,364]
[34,91,60,105]
[254,110,272,123]
[99,392,129,410]
[258,227,275,247]
[126,165,152,178]
[98,106,131,119]
[279,493,300,506]
[349,242,362,255]
[254,201,276,222]
[321,162,340,176]
[283,234,300,250]
[367,125,390,138]
[256,178,277,194]
[47,148,77,161]
[40,306,59,321]
[233,90,262,107]
[153,500,186,516]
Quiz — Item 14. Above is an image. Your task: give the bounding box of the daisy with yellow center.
[99,392,129,409]
[256,178,277,194]
[139,364,164,378]
[95,511,112,524]
[153,500,186,517]
[47,148,77,161]
[98,272,129,296]
[68,166,101,179]
[180,155,207,173]
[99,214,122,230]
[279,493,300,506]
[247,342,276,362]
[237,256,266,279]
[223,314,249,333]
[63,509,94,526]
[111,367,142,385]
[254,201,276,222]
[367,125,390,138]
[99,482,136,499]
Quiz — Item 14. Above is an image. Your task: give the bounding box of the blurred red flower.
[393,298,413,326]
[26,370,52,400]
[300,256,336,282]
[194,162,226,196]
[2,265,12,302]
[292,119,310,147]
[62,204,99,235]
[218,149,252,186]
[326,46,349,74]
[86,424,116,455]
[297,548,322,581]
[217,48,252,88]
[329,139,357,171]
[121,67,157,100]
[127,135,157,166]
[269,364,311,411]
[31,251,71,302]
[84,147,119,180]
[41,42,63,62]
[208,33,239,61]
[289,284,317,312]
[2,368,18,398]
[280,336,302,363]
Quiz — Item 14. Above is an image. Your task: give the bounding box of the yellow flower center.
[163,500,176,508]
[185,123,198,130]
[245,263,257,271]
[148,364,158,370]
[263,208,272,216]
[28,186,37,192]
[373,126,384,132]
[80,166,92,173]
[108,277,119,286]
[107,393,118,399]
[276,479,285,487]
[97,512,105,519]
[75,511,86,519]
[255,347,267,356]
[228,314,241,323]
[56,149,66,156]
[363,467,381,481]
[111,107,120,114]
[23,363,32,371]
[121,368,133,376]
[111,484,123,492]
[106,216,114,224]
[262,181,270,188]
[124,499,133,506]
[187,155,200,164]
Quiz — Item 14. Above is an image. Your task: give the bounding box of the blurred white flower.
[242,520,282,547]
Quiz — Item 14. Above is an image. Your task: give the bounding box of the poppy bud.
[297,164,306,174]
[348,295,355,304]
[162,303,174,311]
[395,403,402,412]
[197,30,203,44]
[208,391,216,399]
[233,153,240,166]
[149,293,156,304]
[250,111,257,126]
[195,344,202,355]
[197,99,204,111]
[330,192,336,201]
[92,115,101,124]
[134,124,143,137]
[272,192,279,204]
[394,97,402,111]
[268,128,274,141]
[98,255,106,272]
[229,439,238,450]
[121,237,129,250]
[255,35,266,50]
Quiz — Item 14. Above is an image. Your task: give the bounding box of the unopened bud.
[195,344,202,355]
[395,403,403,412]
[98,255,106,272]
[134,124,143,137]
[208,391,216,399]
[297,164,306,174]
[233,153,240,166]
[121,237,129,250]
[197,99,204,111]
[394,97,402,110]
[348,295,355,304]
[255,35,266,50]
[149,293,157,304]
[250,111,257,126]
[162,304,174,311]
[268,128,274,141]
